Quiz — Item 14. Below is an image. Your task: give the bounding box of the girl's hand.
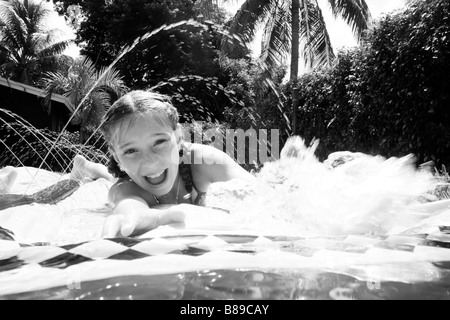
[102,199,186,237]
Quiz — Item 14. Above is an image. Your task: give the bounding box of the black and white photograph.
[0,0,449,302]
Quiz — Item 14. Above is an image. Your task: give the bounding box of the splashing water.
[205,137,441,237]
[1,135,445,245]
[0,109,108,179]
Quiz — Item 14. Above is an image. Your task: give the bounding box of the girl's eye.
[123,148,138,155]
[154,139,167,146]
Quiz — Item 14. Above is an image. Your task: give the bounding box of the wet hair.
[106,154,127,179]
[100,90,180,178]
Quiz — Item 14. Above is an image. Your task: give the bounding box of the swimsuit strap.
[179,163,193,194]
[178,163,206,206]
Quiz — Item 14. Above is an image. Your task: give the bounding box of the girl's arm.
[103,179,184,237]
[107,177,149,205]
[102,196,185,237]
[190,144,255,184]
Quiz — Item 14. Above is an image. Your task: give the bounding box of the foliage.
[291,0,450,167]
[40,56,128,142]
[219,55,289,134]
[224,0,371,70]
[216,55,290,170]
[223,0,371,133]
[0,0,73,85]
[58,0,219,84]
[359,0,450,166]
[55,0,250,123]
[192,0,230,24]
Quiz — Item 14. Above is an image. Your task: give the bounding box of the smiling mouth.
[144,169,168,186]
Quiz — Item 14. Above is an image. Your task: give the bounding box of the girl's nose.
[140,150,159,167]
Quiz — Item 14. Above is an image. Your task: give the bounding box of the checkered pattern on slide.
[1,224,450,266]
[1,225,450,296]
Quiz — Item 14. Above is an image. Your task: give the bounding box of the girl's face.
[111,113,180,197]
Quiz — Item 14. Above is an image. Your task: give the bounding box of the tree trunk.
[290,0,300,136]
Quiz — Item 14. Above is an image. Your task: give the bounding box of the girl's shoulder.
[181,143,230,191]
[183,142,232,166]
[184,142,254,185]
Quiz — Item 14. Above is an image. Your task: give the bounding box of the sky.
[320,0,407,49]
[222,0,407,56]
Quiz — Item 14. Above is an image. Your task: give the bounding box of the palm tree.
[0,0,74,85]
[222,0,372,134]
[41,56,128,143]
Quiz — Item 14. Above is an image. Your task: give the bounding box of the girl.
[97,90,254,237]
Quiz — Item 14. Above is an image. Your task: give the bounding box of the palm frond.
[0,0,74,84]
[327,0,371,41]
[0,29,14,49]
[260,0,291,69]
[95,66,128,97]
[300,0,335,69]
[81,91,110,130]
[0,6,28,52]
[27,0,52,33]
[40,55,128,134]
[36,39,73,58]
[78,56,97,78]
[43,27,73,43]
[222,0,276,55]
[31,28,73,51]
[0,26,21,56]
[41,71,71,112]
[230,0,276,42]
[0,41,12,55]
[0,36,23,70]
